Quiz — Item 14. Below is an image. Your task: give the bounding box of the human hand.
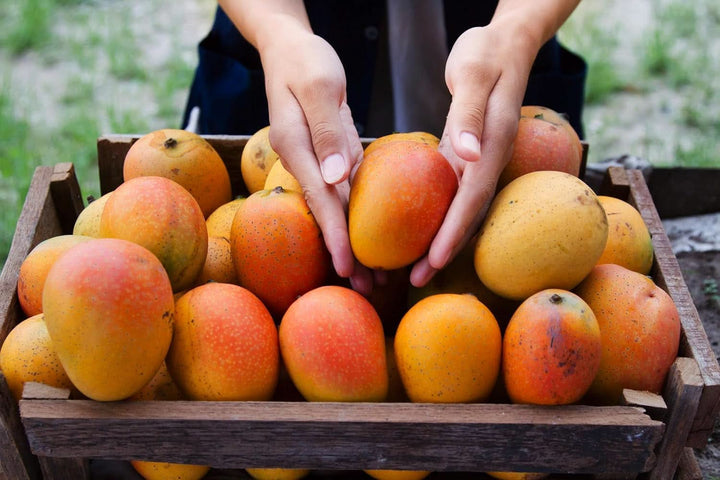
[258,24,373,294]
[409,23,539,287]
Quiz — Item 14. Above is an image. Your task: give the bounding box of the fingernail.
[460,131,481,157]
[321,153,346,184]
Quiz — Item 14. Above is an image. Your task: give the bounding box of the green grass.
[558,8,629,105]
[0,0,204,271]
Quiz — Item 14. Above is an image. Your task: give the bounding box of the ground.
[676,251,720,477]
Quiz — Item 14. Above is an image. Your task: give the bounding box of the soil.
[676,251,720,477]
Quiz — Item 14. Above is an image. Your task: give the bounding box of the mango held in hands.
[474,171,608,301]
[42,238,174,401]
[349,140,457,270]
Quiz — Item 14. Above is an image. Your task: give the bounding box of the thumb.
[443,86,486,163]
[303,102,355,186]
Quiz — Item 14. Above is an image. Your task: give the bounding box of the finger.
[411,93,520,287]
[295,79,355,185]
[409,256,438,288]
[349,261,374,297]
[443,63,497,163]
[268,89,356,279]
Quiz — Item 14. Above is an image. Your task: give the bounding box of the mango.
[42,238,174,401]
[130,461,210,480]
[474,171,608,301]
[503,289,601,405]
[245,468,310,480]
[364,470,431,480]
[166,282,279,401]
[575,264,681,404]
[123,128,232,218]
[231,186,330,319]
[498,105,583,190]
[241,125,281,194]
[349,140,457,270]
[205,197,245,239]
[17,234,93,317]
[100,175,208,292]
[596,195,654,274]
[394,293,502,403]
[73,192,111,237]
[0,314,73,401]
[279,285,388,402]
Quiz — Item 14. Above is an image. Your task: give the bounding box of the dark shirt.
[182,1,587,138]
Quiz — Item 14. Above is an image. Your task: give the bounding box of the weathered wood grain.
[647,357,704,480]
[21,394,662,474]
[0,164,73,480]
[621,168,720,448]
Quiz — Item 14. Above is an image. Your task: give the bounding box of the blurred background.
[1,0,719,270]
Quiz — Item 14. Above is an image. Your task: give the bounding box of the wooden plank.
[623,169,720,448]
[675,447,704,480]
[20,396,662,474]
[622,390,667,422]
[647,357,704,480]
[49,163,84,234]
[647,167,720,219]
[0,374,40,480]
[97,134,255,199]
[0,165,67,480]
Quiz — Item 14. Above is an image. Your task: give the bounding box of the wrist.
[253,13,313,54]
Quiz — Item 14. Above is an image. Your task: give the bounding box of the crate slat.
[20,382,662,474]
[621,168,720,448]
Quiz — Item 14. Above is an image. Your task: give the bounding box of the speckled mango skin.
[246,467,311,480]
[123,128,232,218]
[364,469,431,480]
[0,314,74,401]
[596,195,654,274]
[502,289,601,406]
[475,171,608,301]
[230,187,330,319]
[72,192,111,238]
[279,285,388,402]
[575,264,680,404]
[100,176,208,293]
[394,293,501,404]
[42,238,174,401]
[194,236,238,286]
[130,460,210,480]
[167,282,279,401]
[17,234,94,317]
[348,140,458,270]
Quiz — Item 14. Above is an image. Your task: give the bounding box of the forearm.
[491,0,581,53]
[217,0,312,53]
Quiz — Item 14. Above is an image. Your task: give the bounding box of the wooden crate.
[0,135,718,480]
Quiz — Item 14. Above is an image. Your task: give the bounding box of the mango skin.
[575,264,681,404]
[394,293,502,404]
[474,171,608,301]
[42,238,174,401]
[502,289,601,405]
[0,314,74,401]
[17,234,94,317]
[231,187,330,319]
[596,195,654,274]
[167,282,279,401]
[130,461,210,480]
[349,141,458,270]
[123,128,232,218]
[279,285,388,402]
[100,175,208,293]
